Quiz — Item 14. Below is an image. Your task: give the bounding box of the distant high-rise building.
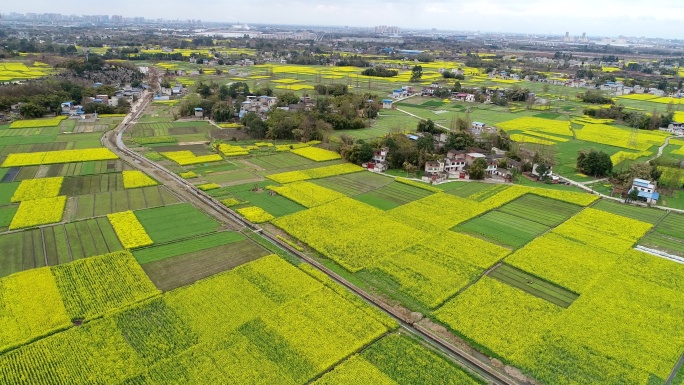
[374,25,400,34]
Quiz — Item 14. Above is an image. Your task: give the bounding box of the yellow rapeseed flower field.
[236,206,274,223]
[9,116,67,129]
[161,151,222,165]
[122,171,158,189]
[107,211,154,249]
[9,196,67,230]
[0,268,71,353]
[1,149,118,167]
[575,124,669,151]
[497,117,573,137]
[268,182,346,208]
[267,163,363,184]
[610,150,652,165]
[10,177,64,202]
[290,147,342,162]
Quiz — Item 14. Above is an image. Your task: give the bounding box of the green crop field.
[354,181,435,210]
[208,180,306,218]
[67,186,181,220]
[0,217,123,277]
[199,169,260,185]
[134,203,221,243]
[639,212,684,255]
[313,172,393,196]
[44,160,127,177]
[0,205,18,229]
[456,210,549,248]
[247,152,316,170]
[592,200,667,224]
[497,194,583,227]
[0,182,19,204]
[133,231,246,264]
[440,181,495,196]
[489,263,579,308]
[464,184,510,201]
[455,194,583,248]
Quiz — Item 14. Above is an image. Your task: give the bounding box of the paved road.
[101,87,524,385]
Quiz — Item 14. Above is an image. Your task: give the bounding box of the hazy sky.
[6,0,684,39]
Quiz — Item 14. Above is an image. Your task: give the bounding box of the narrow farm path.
[650,136,673,163]
[580,177,609,185]
[395,108,450,131]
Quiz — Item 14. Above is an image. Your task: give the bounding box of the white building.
[630,178,659,204]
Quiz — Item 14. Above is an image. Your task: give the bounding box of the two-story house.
[422,160,447,183]
[444,150,467,177]
[630,178,659,204]
[366,147,390,172]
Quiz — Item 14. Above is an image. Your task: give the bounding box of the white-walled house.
[630,178,659,204]
[424,160,445,174]
[444,150,467,175]
[365,147,390,172]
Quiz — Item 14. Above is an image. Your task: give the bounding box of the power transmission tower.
[628,127,638,149]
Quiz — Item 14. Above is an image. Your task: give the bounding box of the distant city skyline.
[3,1,684,39]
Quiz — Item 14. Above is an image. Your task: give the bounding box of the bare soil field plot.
[141,239,270,291]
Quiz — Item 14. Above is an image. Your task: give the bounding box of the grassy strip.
[133,231,246,264]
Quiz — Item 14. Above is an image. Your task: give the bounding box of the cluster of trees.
[239,92,382,141]
[442,71,465,80]
[0,36,79,55]
[249,109,332,141]
[575,68,595,80]
[414,54,435,63]
[335,55,371,68]
[314,84,348,97]
[360,67,398,78]
[585,105,675,130]
[578,90,614,105]
[410,65,423,82]
[0,76,128,117]
[576,149,613,177]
